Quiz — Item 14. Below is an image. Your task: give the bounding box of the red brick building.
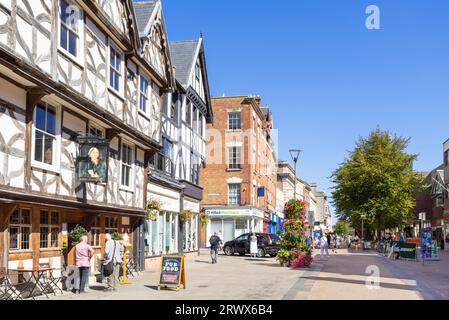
[199,95,277,245]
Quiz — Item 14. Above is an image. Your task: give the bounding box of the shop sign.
[158,255,186,291]
[77,136,109,183]
[122,217,130,226]
[396,242,417,260]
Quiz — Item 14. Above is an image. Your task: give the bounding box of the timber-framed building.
[0,0,175,276]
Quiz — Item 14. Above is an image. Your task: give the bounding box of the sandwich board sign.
[157,255,186,291]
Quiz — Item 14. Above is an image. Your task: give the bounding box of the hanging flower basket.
[199,212,210,226]
[146,199,161,221]
[179,209,194,223]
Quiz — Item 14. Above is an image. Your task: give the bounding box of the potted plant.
[111,232,123,241]
[199,212,209,226]
[179,209,193,223]
[147,199,161,221]
[69,225,88,247]
[276,249,290,267]
[67,225,88,266]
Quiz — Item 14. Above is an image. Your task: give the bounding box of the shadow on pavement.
[194,260,212,264]
[300,275,418,292]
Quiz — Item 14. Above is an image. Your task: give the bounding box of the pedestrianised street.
[39,249,449,301]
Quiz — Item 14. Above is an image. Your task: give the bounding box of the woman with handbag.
[103,233,124,292]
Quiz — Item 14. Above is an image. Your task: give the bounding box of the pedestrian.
[209,232,222,264]
[320,235,329,258]
[217,230,223,251]
[250,233,258,258]
[332,233,337,253]
[347,234,352,249]
[103,233,124,292]
[74,235,94,294]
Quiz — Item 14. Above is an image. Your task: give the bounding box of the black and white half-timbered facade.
[141,34,213,262]
[0,0,175,278]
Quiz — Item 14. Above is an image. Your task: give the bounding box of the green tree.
[331,128,424,239]
[334,220,350,236]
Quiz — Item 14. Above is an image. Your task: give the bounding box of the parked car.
[223,233,280,258]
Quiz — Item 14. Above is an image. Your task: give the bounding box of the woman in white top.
[250,233,258,258]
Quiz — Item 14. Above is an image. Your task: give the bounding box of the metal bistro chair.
[126,256,140,278]
[38,262,64,296]
[0,267,21,300]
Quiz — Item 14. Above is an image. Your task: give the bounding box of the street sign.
[158,255,186,291]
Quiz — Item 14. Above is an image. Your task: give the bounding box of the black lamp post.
[289,149,302,200]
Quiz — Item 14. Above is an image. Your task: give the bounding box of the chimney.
[310,183,318,194]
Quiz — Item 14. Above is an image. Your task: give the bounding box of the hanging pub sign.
[76,136,109,183]
[158,255,186,291]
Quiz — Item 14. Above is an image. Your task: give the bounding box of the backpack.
[210,236,219,246]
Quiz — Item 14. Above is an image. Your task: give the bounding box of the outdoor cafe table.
[8,267,54,300]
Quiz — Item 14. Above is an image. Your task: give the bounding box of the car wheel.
[224,246,234,256]
[257,248,266,258]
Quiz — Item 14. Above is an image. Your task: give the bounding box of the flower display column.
[277,199,313,268]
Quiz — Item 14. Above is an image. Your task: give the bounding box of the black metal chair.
[0,268,22,300]
[126,256,140,277]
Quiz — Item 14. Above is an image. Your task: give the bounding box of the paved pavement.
[303,250,421,300]
[37,248,447,300]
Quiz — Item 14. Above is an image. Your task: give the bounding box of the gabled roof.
[169,40,200,87]
[132,1,160,37]
[169,38,213,123]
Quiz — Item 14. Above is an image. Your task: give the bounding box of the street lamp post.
[289,149,302,200]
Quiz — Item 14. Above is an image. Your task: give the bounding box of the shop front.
[277,211,285,233]
[144,183,180,266]
[268,213,277,234]
[205,207,264,244]
[263,212,270,233]
[182,197,200,254]
[0,200,142,286]
[444,214,449,251]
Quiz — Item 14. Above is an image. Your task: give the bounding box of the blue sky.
[160,0,449,222]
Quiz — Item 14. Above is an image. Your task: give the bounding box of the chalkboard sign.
[157,255,186,291]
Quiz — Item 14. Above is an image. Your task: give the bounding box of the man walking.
[103,233,124,292]
[209,232,222,264]
[320,234,329,258]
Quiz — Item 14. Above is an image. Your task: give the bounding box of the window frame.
[108,43,124,96]
[39,210,60,250]
[120,141,134,190]
[57,0,84,64]
[139,74,151,115]
[9,208,31,252]
[31,103,61,173]
[228,183,242,205]
[228,112,242,130]
[228,146,242,170]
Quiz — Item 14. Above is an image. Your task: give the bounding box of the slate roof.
[169,40,200,86]
[133,1,158,36]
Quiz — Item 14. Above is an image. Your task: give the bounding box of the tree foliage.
[334,220,350,236]
[331,128,424,236]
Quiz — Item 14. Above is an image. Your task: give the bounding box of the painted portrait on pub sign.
[77,137,109,183]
